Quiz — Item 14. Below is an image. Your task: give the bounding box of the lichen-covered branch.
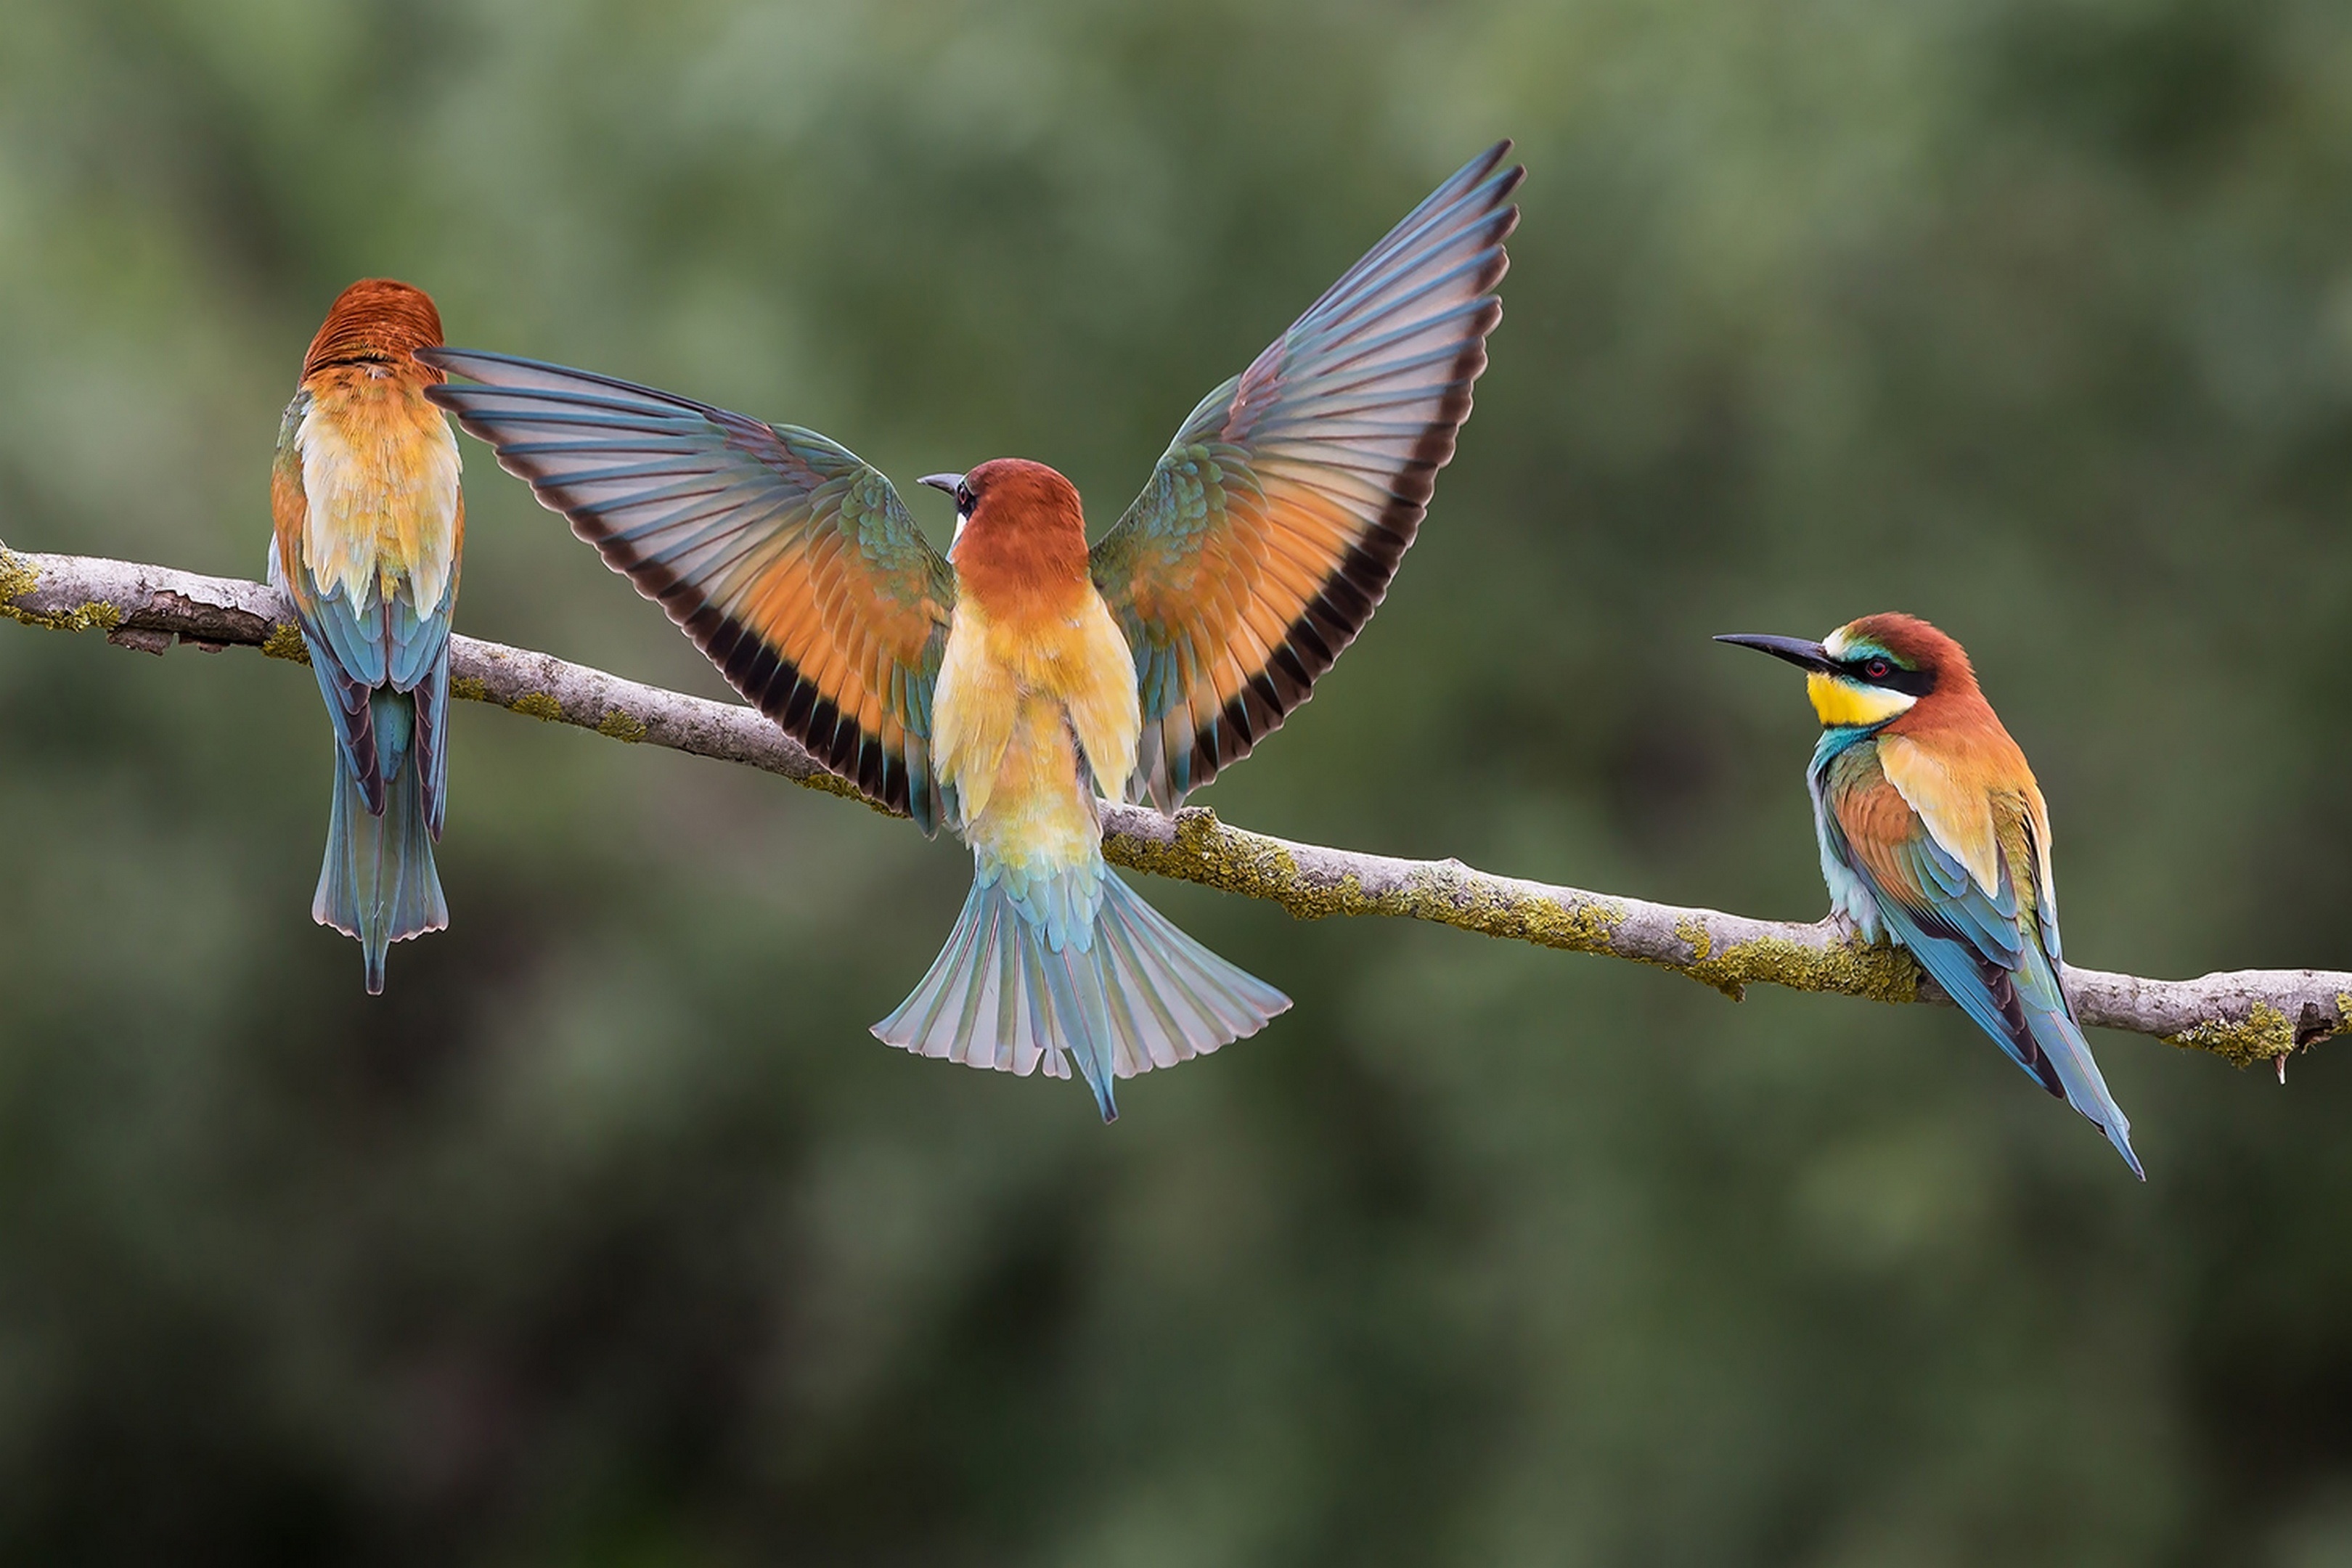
[6,544,2345,1067]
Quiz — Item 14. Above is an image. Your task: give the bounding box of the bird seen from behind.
[270,279,463,994]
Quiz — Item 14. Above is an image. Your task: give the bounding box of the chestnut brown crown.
[1838,612,1980,700]
[301,279,446,383]
[944,458,1091,597]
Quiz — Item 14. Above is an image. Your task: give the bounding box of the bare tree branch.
[5,544,2343,1067]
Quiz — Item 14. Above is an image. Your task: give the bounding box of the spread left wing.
[1090,142,1522,809]
[421,349,957,831]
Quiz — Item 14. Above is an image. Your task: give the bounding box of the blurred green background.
[1,0,2349,1562]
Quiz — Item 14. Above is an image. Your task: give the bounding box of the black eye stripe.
[1839,654,1936,697]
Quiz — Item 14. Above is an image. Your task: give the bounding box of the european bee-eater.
[422,142,1522,1118]
[269,279,462,994]
[1717,615,2143,1177]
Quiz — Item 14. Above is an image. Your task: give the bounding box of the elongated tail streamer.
[314,689,447,994]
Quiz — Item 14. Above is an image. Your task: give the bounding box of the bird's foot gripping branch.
[2,542,2346,1069]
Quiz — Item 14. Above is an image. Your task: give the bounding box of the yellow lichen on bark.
[1099,809,1625,952]
[2165,1000,2294,1070]
[261,624,311,663]
[1680,933,1922,1008]
[596,710,648,743]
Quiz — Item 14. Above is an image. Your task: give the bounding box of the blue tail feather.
[1886,907,2142,1179]
[412,643,452,841]
[314,690,447,995]
[872,856,1290,1120]
[2011,944,2143,1181]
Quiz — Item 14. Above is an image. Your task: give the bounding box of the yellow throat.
[1806,670,1916,728]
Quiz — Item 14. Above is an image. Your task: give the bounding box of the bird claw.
[1824,908,1869,947]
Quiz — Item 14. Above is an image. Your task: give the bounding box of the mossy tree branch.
[5,544,2344,1069]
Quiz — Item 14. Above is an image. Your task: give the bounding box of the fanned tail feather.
[314,690,448,995]
[872,864,1289,1120]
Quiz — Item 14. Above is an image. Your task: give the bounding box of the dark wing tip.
[1482,207,1522,264]
[1466,139,1519,188]
[1457,146,1525,226]
[1135,145,1524,809]
[1963,944,2066,1100]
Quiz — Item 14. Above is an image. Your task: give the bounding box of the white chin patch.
[953,510,968,546]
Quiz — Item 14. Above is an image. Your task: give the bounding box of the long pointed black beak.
[1714,633,1834,672]
[917,473,963,496]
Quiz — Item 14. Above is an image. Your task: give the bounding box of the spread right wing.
[1089,142,1521,809]
[422,349,957,831]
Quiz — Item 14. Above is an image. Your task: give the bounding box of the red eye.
[1864,658,1891,679]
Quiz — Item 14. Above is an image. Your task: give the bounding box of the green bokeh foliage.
[0,0,2348,1561]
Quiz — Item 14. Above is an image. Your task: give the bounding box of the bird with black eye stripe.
[1718,613,2143,1177]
